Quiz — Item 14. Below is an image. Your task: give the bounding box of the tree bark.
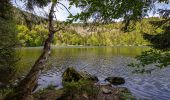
[5,2,57,100]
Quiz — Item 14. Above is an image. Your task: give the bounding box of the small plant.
[120,92,135,100]
[34,84,57,97]
[62,79,99,99]
[0,88,14,100]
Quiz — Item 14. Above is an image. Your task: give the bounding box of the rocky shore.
[34,67,134,100]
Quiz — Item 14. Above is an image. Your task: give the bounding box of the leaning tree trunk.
[5,2,57,100]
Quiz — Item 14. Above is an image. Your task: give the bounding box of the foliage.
[143,19,170,50]
[128,13,170,72]
[9,4,164,46]
[128,49,170,73]
[0,3,19,84]
[0,0,13,20]
[0,88,14,100]
[34,84,57,97]
[120,90,135,100]
[62,79,98,99]
[68,0,148,22]
[17,25,48,46]
[68,0,169,30]
[16,18,161,47]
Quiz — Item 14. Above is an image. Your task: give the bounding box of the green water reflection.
[16,46,149,75]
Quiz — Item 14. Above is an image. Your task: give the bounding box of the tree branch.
[57,2,73,16]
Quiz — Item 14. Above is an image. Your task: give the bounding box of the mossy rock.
[79,71,99,82]
[62,67,98,84]
[62,67,83,83]
[105,77,125,85]
[119,87,135,100]
[88,75,98,82]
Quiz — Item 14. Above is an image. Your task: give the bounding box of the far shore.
[18,45,150,49]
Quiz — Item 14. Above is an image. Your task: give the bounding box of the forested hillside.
[11,7,163,47]
[17,18,164,46]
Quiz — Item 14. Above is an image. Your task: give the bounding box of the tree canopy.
[68,0,169,22]
[67,0,170,50]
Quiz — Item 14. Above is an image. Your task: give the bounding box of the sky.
[12,0,170,21]
[12,0,81,21]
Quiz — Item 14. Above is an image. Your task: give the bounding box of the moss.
[34,79,99,100]
[120,89,135,100]
[105,77,125,85]
[46,84,57,90]
[34,85,63,100]
[62,67,98,84]
[62,67,83,83]
[61,79,99,100]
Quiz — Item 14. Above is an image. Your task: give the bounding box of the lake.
[17,46,170,100]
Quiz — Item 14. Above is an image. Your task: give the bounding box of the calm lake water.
[17,46,170,100]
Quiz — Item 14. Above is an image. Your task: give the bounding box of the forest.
[0,0,170,100]
[16,14,160,46]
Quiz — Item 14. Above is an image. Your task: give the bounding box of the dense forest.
[17,16,162,47]
[7,7,163,47]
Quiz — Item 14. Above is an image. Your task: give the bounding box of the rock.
[62,67,99,83]
[96,85,134,100]
[80,71,99,82]
[101,87,112,94]
[88,75,99,82]
[118,87,129,93]
[82,93,89,99]
[105,77,125,85]
[118,87,135,100]
[62,67,83,83]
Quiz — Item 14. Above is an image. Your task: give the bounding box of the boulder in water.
[88,75,99,82]
[80,71,99,82]
[62,67,83,83]
[62,67,99,83]
[105,77,125,85]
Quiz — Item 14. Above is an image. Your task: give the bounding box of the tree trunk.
[5,2,57,100]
